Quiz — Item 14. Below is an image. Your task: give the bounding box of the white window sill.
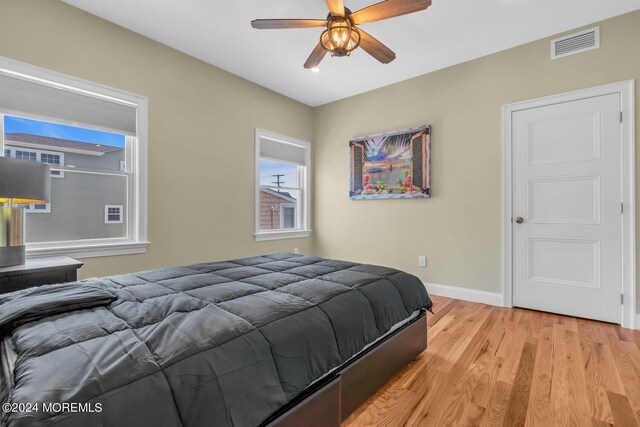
[254,230,311,242]
[26,241,150,259]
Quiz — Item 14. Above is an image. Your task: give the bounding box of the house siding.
[64,150,124,172]
[26,171,127,242]
[260,191,284,230]
[5,141,127,243]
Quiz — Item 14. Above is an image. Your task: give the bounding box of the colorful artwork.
[349,125,431,199]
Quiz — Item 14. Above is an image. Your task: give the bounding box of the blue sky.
[4,115,125,148]
[259,159,298,188]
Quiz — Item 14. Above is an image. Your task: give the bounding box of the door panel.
[527,112,601,165]
[512,93,621,323]
[528,175,601,224]
[527,236,600,289]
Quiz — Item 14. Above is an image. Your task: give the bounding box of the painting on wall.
[349,125,431,200]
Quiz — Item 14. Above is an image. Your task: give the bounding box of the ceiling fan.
[251,0,432,69]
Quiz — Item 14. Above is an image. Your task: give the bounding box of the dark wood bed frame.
[262,309,428,427]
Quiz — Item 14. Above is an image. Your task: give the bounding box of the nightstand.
[0,256,84,295]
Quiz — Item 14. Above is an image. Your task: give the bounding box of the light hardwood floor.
[344,296,640,427]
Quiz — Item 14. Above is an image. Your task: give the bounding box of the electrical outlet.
[293,248,299,254]
[418,256,426,267]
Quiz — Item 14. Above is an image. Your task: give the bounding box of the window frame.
[0,56,149,259]
[255,129,311,241]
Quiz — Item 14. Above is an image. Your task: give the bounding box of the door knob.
[515,217,524,224]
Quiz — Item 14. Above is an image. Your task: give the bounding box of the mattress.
[304,308,422,391]
[0,253,432,427]
[0,311,422,408]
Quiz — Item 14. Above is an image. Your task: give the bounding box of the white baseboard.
[423,283,639,328]
[423,282,504,307]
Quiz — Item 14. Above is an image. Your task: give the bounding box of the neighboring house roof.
[5,133,123,156]
[260,187,296,203]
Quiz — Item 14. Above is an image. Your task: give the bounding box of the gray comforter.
[0,253,431,427]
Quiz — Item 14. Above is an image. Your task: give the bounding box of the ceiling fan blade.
[357,29,396,64]
[251,19,327,29]
[350,0,431,25]
[325,0,345,17]
[304,43,328,69]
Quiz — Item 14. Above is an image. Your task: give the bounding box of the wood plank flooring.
[343,296,640,427]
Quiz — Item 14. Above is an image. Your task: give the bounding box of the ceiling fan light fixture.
[252,0,433,68]
[320,17,360,57]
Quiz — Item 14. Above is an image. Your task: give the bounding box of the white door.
[512,93,622,323]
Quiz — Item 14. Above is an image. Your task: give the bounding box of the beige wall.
[0,0,314,278]
[313,10,640,311]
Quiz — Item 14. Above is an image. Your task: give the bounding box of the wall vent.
[551,27,600,60]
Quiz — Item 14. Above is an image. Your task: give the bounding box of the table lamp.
[0,156,50,268]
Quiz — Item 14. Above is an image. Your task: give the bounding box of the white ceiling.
[62,0,640,107]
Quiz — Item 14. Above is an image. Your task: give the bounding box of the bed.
[0,253,432,427]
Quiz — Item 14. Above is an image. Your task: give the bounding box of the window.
[40,152,64,177]
[281,204,296,229]
[255,129,310,241]
[28,203,51,213]
[14,202,51,214]
[40,153,59,165]
[40,152,63,177]
[104,205,123,224]
[0,56,148,258]
[15,150,36,161]
[5,147,64,178]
